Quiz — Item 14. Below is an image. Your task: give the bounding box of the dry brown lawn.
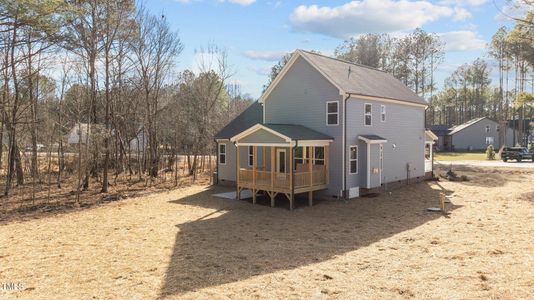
[1,166,533,299]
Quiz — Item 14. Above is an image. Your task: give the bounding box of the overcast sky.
[144,0,518,98]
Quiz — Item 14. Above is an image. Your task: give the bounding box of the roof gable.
[448,117,490,135]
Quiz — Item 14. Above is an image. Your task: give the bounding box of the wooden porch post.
[252,146,257,205]
[236,145,240,200]
[289,146,294,210]
[262,146,266,170]
[325,145,330,185]
[270,146,275,207]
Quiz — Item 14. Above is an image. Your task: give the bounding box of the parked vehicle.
[501,147,534,162]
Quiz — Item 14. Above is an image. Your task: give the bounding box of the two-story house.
[215,50,434,210]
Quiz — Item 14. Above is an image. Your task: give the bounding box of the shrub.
[486,145,495,160]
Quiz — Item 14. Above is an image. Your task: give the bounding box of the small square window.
[364,104,372,126]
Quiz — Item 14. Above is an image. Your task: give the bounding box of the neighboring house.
[66,123,106,145]
[429,125,451,151]
[129,127,148,152]
[215,50,431,209]
[445,117,514,151]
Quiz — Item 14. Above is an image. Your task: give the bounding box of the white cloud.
[217,0,256,5]
[248,65,272,76]
[440,0,487,7]
[495,1,531,22]
[453,7,472,21]
[243,50,288,61]
[438,31,487,51]
[290,0,454,39]
[228,0,255,5]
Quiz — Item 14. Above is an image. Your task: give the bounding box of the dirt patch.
[0,166,533,299]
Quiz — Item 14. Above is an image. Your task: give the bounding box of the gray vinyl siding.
[346,98,426,189]
[217,141,236,182]
[264,56,344,196]
[239,129,286,144]
[218,142,267,183]
[451,118,514,150]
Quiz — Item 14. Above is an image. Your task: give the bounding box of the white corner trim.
[367,143,371,189]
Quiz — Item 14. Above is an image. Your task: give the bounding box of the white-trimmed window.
[496,125,500,132]
[485,125,490,133]
[364,103,372,126]
[326,101,339,126]
[349,146,358,174]
[218,144,226,165]
[485,137,494,145]
[248,146,254,166]
[380,105,386,122]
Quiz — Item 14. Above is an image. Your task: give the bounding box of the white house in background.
[447,117,515,151]
[66,123,110,145]
[129,127,148,152]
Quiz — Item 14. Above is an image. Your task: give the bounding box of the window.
[326,101,339,126]
[496,125,500,132]
[248,146,254,166]
[349,146,358,174]
[314,147,325,165]
[294,147,325,168]
[218,144,226,165]
[485,137,494,145]
[380,105,386,122]
[485,125,490,133]
[364,103,372,126]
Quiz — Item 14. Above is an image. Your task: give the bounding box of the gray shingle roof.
[215,101,263,140]
[263,124,333,141]
[299,50,427,106]
[448,117,486,135]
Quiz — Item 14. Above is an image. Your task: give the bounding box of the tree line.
[0,0,250,202]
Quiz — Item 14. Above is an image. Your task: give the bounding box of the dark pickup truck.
[501,147,534,162]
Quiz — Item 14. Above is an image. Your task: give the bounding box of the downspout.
[343,93,351,199]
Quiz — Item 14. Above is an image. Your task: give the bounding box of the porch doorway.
[276,148,287,173]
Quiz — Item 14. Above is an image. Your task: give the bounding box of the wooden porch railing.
[239,166,327,190]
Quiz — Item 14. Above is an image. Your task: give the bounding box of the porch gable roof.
[230,123,333,145]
